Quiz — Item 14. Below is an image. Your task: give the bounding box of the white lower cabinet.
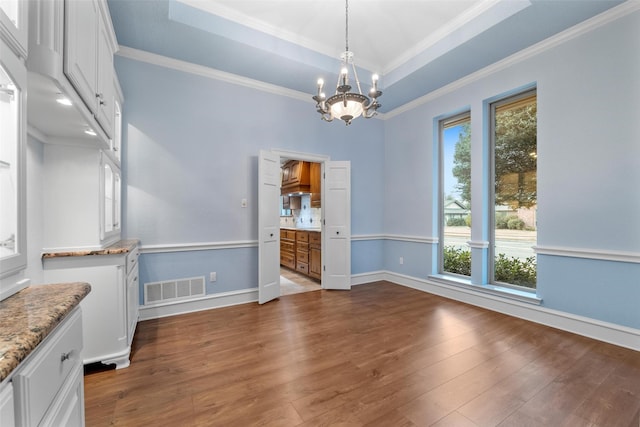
[12,307,85,427]
[0,382,15,427]
[43,244,139,369]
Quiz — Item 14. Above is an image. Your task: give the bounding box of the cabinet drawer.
[296,231,309,242]
[280,252,295,269]
[283,230,296,241]
[126,246,139,275]
[309,232,321,246]
[281,241,295,254]
[14,308,83,427]
[297,251,309,263]
[297,242,309,252]
[296,262,309,274]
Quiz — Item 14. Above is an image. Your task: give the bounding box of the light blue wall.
[118,10,639,330]
[116,56,385,298]
[383,10,640,328]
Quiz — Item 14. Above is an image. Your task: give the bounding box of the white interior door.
[323,161,351,290]
[258,150,280,304]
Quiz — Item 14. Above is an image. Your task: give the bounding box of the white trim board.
[140,240,258,254]
[139,288,258,321]
[137,270,638,351]
[137,238,640,264]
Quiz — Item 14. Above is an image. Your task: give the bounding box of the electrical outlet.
[399,257,404,265]
[241,198,247,208]
[210,272,217,282]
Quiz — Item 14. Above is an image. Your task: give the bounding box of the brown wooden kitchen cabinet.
[281,160,311,195]
[280,229,296,269]
[295,231,309,275]
[310,162,321,208]
[309,231,321,280]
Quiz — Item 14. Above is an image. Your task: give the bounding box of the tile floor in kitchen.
[280,267,321,295]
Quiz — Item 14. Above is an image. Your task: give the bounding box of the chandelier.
[312,0,382,126]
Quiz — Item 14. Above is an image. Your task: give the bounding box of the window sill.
[427,274,542,305]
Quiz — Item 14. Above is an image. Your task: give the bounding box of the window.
[0,39,26,279]
[490,91,537,289]
[439,113,471,277]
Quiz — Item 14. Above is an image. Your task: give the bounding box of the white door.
[323,161,351,290]
[258,150,281,304]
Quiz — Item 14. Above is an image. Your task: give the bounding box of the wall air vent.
[144,276,206,305]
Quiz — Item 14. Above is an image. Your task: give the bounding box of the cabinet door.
[310,162,321,207]
[95,19,114,138]
[0,0,28,57]
[64,0,98,113]
[0,383,14,427]
[310,247,321,279]
[127,262,139,345]
[39,364,84,427]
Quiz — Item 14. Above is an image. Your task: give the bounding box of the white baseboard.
[137,272,639,352]
[139,288,258,321]
[357,270,639,352]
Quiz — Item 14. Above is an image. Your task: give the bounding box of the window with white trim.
[439,113,471,277]
[490,90,537,289]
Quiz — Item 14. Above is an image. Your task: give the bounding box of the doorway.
[258,150,351,304]
[278,154,324,295]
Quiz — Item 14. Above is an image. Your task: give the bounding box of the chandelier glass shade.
[313,1,382,125]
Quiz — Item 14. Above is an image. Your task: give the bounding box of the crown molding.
[116,46,311,103]
[384,0,640,119]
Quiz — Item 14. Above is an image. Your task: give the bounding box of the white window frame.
[438,111,471,278]
[488,88,537,291]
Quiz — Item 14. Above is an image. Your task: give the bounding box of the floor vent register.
[144,276,206,305]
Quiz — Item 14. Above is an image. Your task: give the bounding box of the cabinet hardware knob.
[60,352,71,362]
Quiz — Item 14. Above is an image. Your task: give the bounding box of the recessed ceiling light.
[56,96,72,106]
[84,128,97,136]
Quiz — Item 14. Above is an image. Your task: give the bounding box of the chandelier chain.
[345,0,349,53]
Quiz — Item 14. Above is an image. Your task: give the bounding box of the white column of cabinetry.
[43,245,139,369]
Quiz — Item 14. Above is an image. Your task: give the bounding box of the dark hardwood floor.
[84,281,640,426]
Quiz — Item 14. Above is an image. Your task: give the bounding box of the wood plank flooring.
[84,281,640,426]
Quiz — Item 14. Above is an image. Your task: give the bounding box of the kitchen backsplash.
[280,194,321,228]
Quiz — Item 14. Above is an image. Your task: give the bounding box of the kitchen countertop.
[42,239,139,259]
[0,282,91,382]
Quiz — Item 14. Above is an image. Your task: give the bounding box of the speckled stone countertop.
[41,239,139,259]
[0,283,91,382]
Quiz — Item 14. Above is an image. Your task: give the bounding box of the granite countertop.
[0,283,91,382]
[42,239,139,259]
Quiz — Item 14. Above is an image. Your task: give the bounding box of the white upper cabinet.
[64,0,98,112]
[0,0,28,58]
[27,0,118,145]
[64,0,115,139]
